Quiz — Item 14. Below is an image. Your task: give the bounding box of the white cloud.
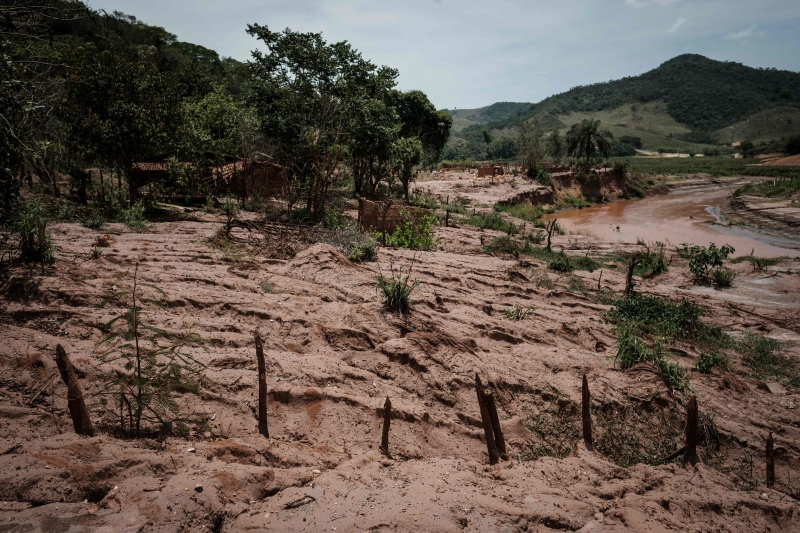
[666,17,686,33]
[724,24,765,39]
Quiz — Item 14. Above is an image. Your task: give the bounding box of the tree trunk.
[55,344,93,436]
[484,390,507,460]
[766,432,775,488]
[475,374,499,465]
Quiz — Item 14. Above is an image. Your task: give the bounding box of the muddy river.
[543,186,800,258]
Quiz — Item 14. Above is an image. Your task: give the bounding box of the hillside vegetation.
[448,54,800,160]
[446,102,531,131]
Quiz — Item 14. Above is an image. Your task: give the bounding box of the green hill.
[445,102,531,131]
[447,54,800,160]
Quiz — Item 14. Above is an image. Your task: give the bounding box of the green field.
[619,156,800,179]
[712,106,800,144]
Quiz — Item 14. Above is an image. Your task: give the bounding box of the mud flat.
[1,202,799,532]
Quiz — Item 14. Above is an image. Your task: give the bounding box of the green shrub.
[246,193,267,213]
[572,256,600,272]
[737,333,798,386]
[494,203,550,223]
[462,210,513,232]
[695,352,727,374]
[615,323,689,391]
[376,262,418,314]
[710,268,735,287]
[81,210,106,230]
[685,243,734,282]
[349,237,378,263]
[484,236,520,255]
[548,252,573,272]
[731,254,783,271]
[120,201,148,232]
[529,230,546,244]
[11,198,55,265]
[384,213,436,250]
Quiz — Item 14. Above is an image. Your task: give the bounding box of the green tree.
[393,137,424,202]
[739,140,754,158]
[247,24,398,219]
[786,135,800,155]
[546,129,564,161]
[391,90,451,166]
[348,98,400,198]
[565,118,613,167]
[60,44,183,204]
[518,120,545,175]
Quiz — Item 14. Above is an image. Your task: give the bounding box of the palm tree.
[565,119,613,167]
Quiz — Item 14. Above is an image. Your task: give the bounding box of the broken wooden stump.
[381,396,392,458]
[475,374,499,465]
[484,390,507,460]
[766,432,775,488]
[682,395,699,466]
[254,332,269,438]
[55,344,93,436]
[582,374,593,448]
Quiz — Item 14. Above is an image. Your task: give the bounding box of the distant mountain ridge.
[525,54,800,131]
[445,102,531,131]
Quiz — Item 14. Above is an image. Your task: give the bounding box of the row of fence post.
[51,342,778,490]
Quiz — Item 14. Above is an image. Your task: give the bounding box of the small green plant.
[737,333,799,386]
[221,196,241,236]
[203,195,215,213]
[483,236,520,255]
[695,352,727,374]
[120,201,147,232]
[10,198,55,265]
[376,261,419,314]
[98,265,205,438]
[349,237,378,263]
[548,252,573,272]
[260,277,276,293]
[710,268,735,287]
[528,230,546,245]
[246,193,267,213]
[384,213,436,251]
[462,210,513,232]
[504,304,535,321]
[685,243,735,282]
[522,396,579,460]
[731,254,783,272]
[90,246,103,260]
[567,275,588,293]
[82,210,106,230]
[615,323,689,391]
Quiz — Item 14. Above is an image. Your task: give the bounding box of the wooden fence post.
[484,390,507,460]
[682,395,698,466]
[766,432,775,488]
[254,332,269,438]
[55,344,93,436]
[475,374,499,465]
[582,374,592,448]
[381,397,392,458]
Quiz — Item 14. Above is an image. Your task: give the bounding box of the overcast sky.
[89,0,800,110]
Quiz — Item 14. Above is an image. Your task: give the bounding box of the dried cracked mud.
[1,186,800,532]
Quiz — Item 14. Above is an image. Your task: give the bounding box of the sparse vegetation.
[376,261,419,314]
[98,265,206,438]
[681,243,735,283]
[710,268,736,287]
[383,213,436,250]
[8,198,55,265]
[503,304,535,321]
[695,352,727,374]
[731,254,784,271]
[349,237,378,263]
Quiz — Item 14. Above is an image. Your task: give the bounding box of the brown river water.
[543,186,800,258]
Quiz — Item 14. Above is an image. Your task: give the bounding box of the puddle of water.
[543,187,800,258]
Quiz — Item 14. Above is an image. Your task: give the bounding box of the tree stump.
[475,374,499,465]
[582,374,592,448]
[254,332,269,438]
[55,344,93,436]
[682,395,699,466]
[381,396,392,458]
[766,432,775,488]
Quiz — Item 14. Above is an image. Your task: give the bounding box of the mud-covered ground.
[1,177,800,532]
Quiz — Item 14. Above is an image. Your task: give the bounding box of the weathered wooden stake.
[582,374,592,448]
[381,396,392,458]
[254,332,269,438]
[484,390,507,460]
[766,432,775,488]
[682,395,699,466]
[475,374,499,465]
[445,210,449,228]
[55,344,93,436]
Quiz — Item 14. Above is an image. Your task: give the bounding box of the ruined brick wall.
[357,199,432,234]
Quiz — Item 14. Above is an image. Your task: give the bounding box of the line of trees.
[1,1,451,225]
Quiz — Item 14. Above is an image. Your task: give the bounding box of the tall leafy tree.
[247,24,398,219]
[565,118,613,167]
[391,90,451,166]
[393,137,424,202]
[546,129,564,161]
[60,44,182,203]
[517,120,545,175]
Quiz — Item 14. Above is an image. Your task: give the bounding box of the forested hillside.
[445,102,531,131]
[449,54,800,160]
